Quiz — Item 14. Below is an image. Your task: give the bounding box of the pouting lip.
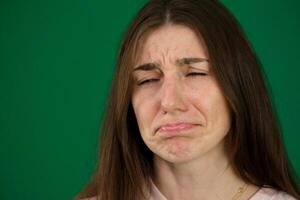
[155,122,201,134]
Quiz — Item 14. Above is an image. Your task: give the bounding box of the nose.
[160,77,187,114]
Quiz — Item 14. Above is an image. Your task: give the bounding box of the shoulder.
[251,187,298,200]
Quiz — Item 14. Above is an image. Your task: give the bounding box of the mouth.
[156,122,200,137]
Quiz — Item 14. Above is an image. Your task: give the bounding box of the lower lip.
[157,123,199,137]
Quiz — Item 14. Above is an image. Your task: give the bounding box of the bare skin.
[131,24,260,200]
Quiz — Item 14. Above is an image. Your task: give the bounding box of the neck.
[152,144,246,200]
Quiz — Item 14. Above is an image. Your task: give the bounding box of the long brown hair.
[75,0,300,199]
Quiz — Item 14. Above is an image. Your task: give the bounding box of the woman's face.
[131,24,231,164]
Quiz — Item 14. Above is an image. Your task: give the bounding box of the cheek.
[205,91,231,134]
[186,81,214,114]
[132,92,157,135]
[188,80,231,129]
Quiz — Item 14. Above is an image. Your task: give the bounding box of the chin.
[155,139,199,164]
[157,152,198,165]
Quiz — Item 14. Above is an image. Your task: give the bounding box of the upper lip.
[155,121,200,133]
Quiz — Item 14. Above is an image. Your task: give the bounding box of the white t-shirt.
[149,182,298,200]
[82,183,298,200]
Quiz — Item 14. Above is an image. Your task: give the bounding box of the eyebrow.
[132,57,209,72]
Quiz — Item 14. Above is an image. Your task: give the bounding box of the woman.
[76,0,300,199]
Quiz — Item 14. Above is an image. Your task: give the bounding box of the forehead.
[136,24,209,65]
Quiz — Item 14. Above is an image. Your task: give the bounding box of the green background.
[1,0,299,199]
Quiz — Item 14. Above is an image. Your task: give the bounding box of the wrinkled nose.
[160,79,187,114]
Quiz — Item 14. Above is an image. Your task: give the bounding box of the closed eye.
[186,72,207,77]
[137,78,160,86]
[136,72,207,86]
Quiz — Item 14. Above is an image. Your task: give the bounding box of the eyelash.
[137,72,207,86]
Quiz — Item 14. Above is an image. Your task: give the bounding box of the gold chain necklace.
[215,182,249,200]
[231,182,248,200]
